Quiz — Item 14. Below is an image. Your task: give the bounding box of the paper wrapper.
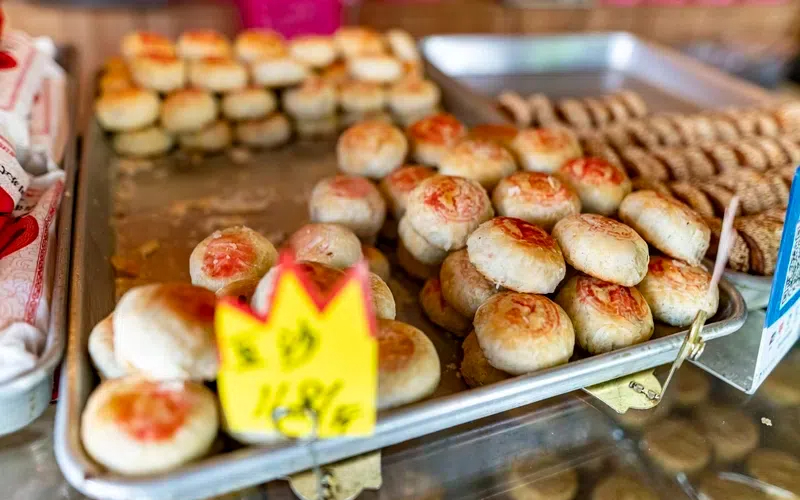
[0,169,63,383]
[27,58,66,174]
[0,31,47,153]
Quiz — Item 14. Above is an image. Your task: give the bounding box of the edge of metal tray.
[0,46,78,435]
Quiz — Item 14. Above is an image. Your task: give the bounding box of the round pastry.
[347,55,403,83]
[674,364,711,407]
[439,248,498,319]
[95,89,160,132]
[759,357,800,407]
[407,113,467,167]
[467,217,566,294]
[88,314,126,379]
[81,378,218,476]
[558,157,632,216]
[178,120,232,153]
[492,172,580,231]
[641,418,711,475]
[160,89,218,134]
[510,127,582,173]
[234,29,286,63]
[405,175,493,251]
[469,123,519,149]
[379,165,435,219]
[369,272,396,320]
[113,126,174,158]
[113,283,218,380]
[340,109,393,129]
[251,261,343,316]
[221,87,277,121]
[420,278,471,336]
[188,57,248,92]
[286,223,362,270]
[474,292,574,375]
[99,72,134,94]
[337,120,408,178]
[363,245,390,282]
[251,57,309,88]
[338,80,386,114]
[235,113,291,149]
[507,455,579,500]
[555,274,653,354]
[386,29,419,61]
[121,31,175,59]
[397,216,448,265]
[695,405,759,463]
[460,331,510,388]
[698,476,770,500]
[309,175,387,240]
[591,473,658,500]
[388,79,441,117]
[177,30,232,60]
[289,35,336,68]
[189,226,277,293]
[619,190,711,266]
[296,115,339,139]
[129,54,186,93]
[438,139,517,189]
[637,256,718,327]
[377,319,440,410]
[552,214,649,286]
[746,449,800,496]
[282,77,337,120]
[397,241,440,281]
[334,27,386,58]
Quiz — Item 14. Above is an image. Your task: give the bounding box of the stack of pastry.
[497,90,649,128]
[95,27,442,158]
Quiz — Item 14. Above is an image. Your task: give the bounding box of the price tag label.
[215,253,377,438]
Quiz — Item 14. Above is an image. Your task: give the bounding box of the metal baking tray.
[56,38,745,500]
[422,32,778,307]
[0,47,78,436]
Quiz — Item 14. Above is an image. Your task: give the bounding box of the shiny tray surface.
[57,34,747,500]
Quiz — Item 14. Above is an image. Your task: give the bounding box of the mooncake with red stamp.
[637,256,718,327]
[190,226,277,293]
[379,165,435,219]
[251,261,343,316]
[309,175,387,241]
[407,113,467,166]
[405,175,493,251]
[377,320,440,410]
[492,172,580,231]
[555,274,653,354]
[81,378,218,475]
[474,292,574,375]
[558,157,632,216]
[177,30,232,60]
[510,127,582,173]
[467,217,566,294]
[552,214,648,286]
[113,284,219,381]
[121,31,175,59]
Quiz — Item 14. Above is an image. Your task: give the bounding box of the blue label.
[766,168,800,327]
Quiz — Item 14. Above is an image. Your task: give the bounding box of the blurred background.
[5,0,800,128]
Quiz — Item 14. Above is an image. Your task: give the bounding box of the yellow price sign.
[215,254,378,439]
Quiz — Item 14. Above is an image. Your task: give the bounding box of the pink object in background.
[693,0,734,5]
[236,0,347,38]
[645,0,686,5]
[597,0,644,6]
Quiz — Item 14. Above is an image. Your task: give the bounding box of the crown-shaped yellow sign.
[216,252,378,439]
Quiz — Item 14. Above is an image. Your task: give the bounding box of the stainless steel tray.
[422,32,779,309]
[0,47,78,435]
[56,37,745,500]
